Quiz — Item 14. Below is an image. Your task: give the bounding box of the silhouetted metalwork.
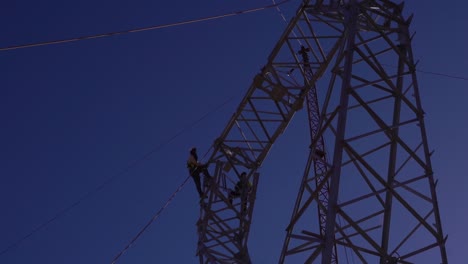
[196,1,448,263]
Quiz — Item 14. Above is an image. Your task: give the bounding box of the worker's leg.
[200,166,212,187]
[191,171,204,198]
[229,190,240,205]
[228,190,236,205]
[201,167,211,178]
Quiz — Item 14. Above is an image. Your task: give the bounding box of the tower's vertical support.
[279,0,448,263]
[321,2,359,262]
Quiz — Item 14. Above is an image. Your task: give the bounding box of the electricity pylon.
[196,0,448,263]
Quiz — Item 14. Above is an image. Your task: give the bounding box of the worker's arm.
[188,154,199,166]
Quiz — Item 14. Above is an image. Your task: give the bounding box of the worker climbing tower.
[196,0,448,263]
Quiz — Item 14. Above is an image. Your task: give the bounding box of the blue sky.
[1,0,467,263]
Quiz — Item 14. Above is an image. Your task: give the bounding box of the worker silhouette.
[228,172,252,209]
[187,147,211,198]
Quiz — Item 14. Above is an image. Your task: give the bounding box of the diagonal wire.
[415,69,468,81]
[272,0,302,45]
[110,146,213,264]
[0,96,235,258]
[110,175,191,264]
[381,63,468,82]
[0,0,293,52]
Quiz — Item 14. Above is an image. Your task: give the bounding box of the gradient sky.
[1,0,467,263]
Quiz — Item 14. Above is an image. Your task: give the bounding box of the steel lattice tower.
[196,0,448,263]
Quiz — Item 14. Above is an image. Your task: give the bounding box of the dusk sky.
[1,0,467,263]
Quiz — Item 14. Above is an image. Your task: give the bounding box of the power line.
[270,6,468,84]
[272,0,302,45]
[0,96,235,258]
[110,176,191,264]
[4,0,467,84]
[0,0,293,52]
[110,144,213,263]
[381,63,468,82]
[415,69,468,81]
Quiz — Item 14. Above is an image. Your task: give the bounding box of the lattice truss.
[280,0,448,263]
[196,0,447,263]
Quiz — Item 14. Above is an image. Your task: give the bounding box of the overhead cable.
[415,69,468,81]
[0,96,234,258]
[272,0,302,45]
[110,176,191,264]
[0,0,293,52]
[110,145,213,263]
[381,63,468,82]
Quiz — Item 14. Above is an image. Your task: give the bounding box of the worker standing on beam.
[228,172,252,211]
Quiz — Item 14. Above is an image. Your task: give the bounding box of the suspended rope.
[270,5,468,83]
[111,146,214,263]
[110,175,191,264]
[382,61,468,82]
[272,0,302,45]
[0,0,293,52]
[0,96,234,258]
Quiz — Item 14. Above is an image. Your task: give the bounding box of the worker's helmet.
[190,147,197,153]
